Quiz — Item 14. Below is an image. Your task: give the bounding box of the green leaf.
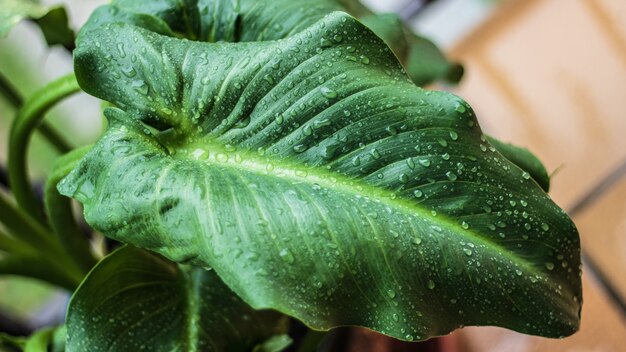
[405,34,464,85]
[81,0,458,86]
[62,6,581,342]
[34,7,75,49]
[0,326,65,352]
[67,246,286,352]
[0,0,74,48]
[0,333,25,350]
[360,13,409,61]
[360,13,464,86]
[487,136,550,192]
[24,327,55,352]
[81,0,343,42]
[253,335,293,352]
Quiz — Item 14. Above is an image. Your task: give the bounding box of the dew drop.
[293,144,307,153]
[406,158,415,170]
[370,148,381,160]
[117,42,126,57]
[279,248,295,264]
[320,86,337,99]
[427,280,436,290]
[131,80,149,95]
[121,66,136,78]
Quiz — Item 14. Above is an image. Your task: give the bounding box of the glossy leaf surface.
[61,1,581,342]
[80,0,459,86]
[67,246,286,352]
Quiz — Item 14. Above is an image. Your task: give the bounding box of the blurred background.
[1,0,625,350]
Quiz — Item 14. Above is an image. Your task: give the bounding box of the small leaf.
[67,246,286,352]
[253,335,293,352]
[0,0,74,48]
[63,2,581,342]
[24,327,55,352]
[405,34,464,86]
[360,13,464,86]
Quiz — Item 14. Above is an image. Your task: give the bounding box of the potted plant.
[0,0,581,351]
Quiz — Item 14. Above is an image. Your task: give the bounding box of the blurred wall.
[448,0,626,350]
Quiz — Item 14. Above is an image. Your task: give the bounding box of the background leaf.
[67,246,287,352]
[62,9,581,342]
[0,0,74,49]
[487,136,551,192]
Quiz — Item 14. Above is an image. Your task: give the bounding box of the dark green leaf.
[253,335,293,352]
[34,7,75,49]
[487,136,551,192]
[405,34,464,86]
[67,246,286,352]
[360,13,463,86]
[62,5,581,342]
[81,0,458,86]
[0,333,25,350]
[360,13,409,61]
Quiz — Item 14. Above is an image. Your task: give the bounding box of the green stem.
[0,255,77,291]
[44,145,97,272]
[0,71,73,153]
[0,71,22,107]
[8,73,80,222]
[0,192,83,287]
[0,229,35,255]
[0,192,57,249]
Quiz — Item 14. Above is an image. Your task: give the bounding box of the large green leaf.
[79,0,459,86]
[61,3,581,343]
[67,246,287,352]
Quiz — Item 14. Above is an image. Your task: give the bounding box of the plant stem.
[0,229,35,255]
[0,192,83,288]
[8,74,80,223]
[44,145,97,272]
[0,71,72,153]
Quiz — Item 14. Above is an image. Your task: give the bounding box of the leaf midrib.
[172,141,549,280]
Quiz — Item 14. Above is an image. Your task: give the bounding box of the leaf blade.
[63,9,581,342]
[67,246,286,352]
